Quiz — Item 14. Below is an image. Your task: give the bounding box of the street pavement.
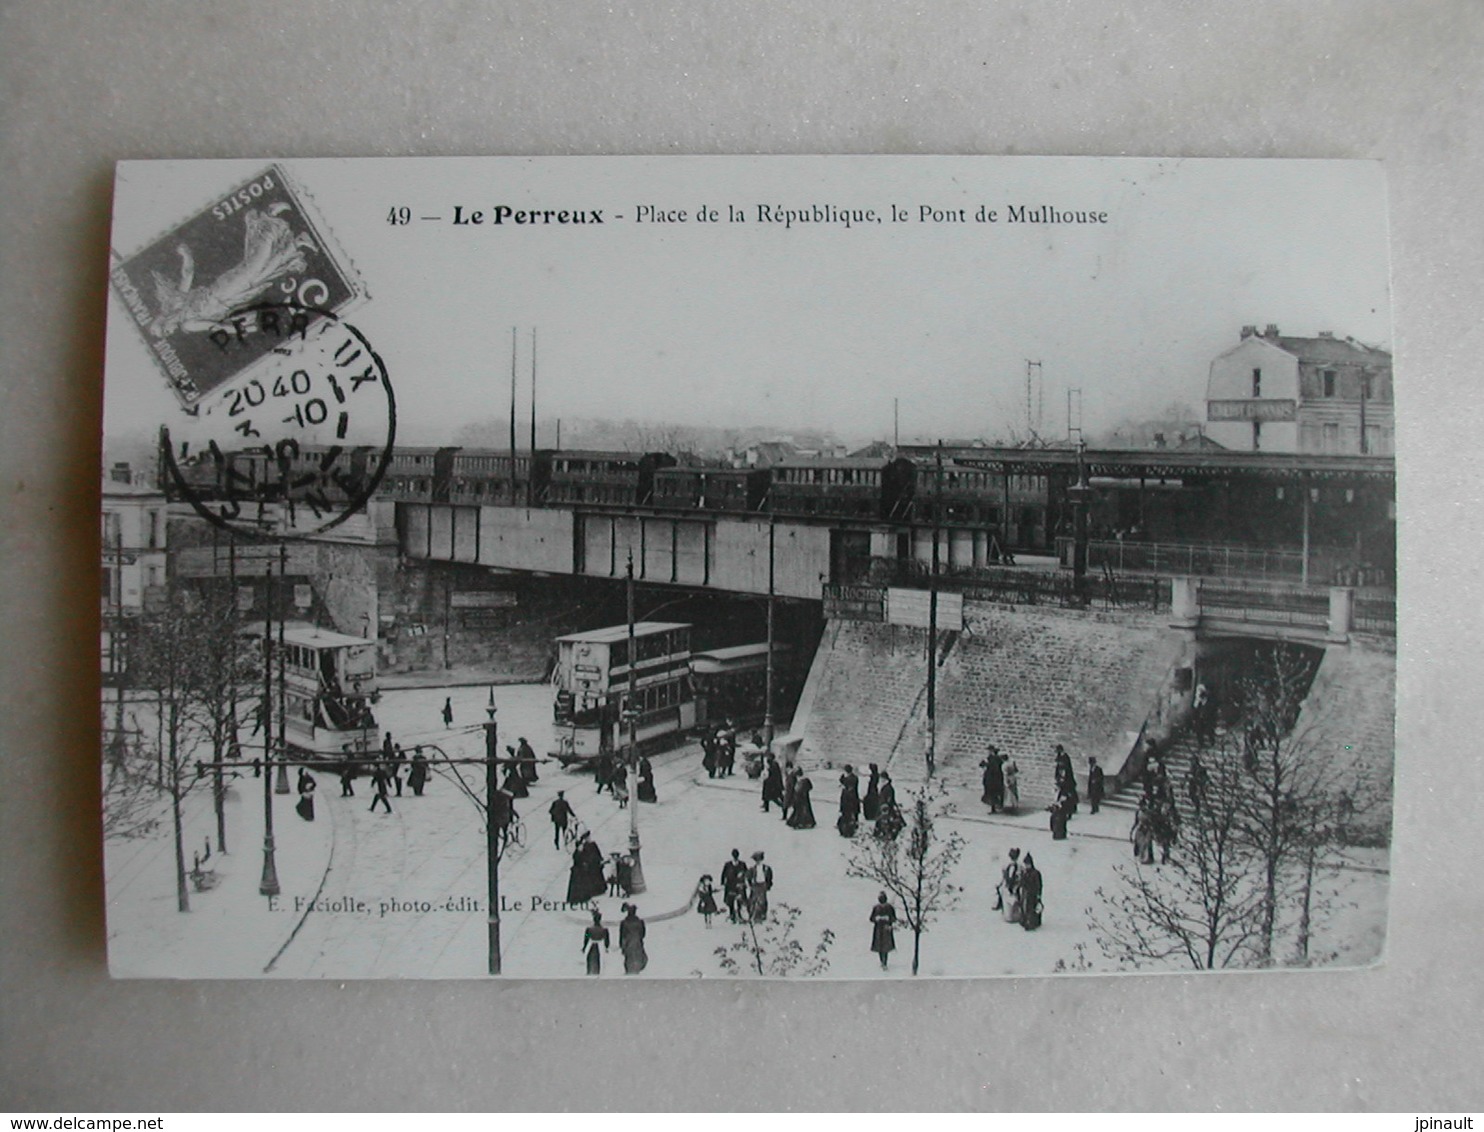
[104,683,1389,979]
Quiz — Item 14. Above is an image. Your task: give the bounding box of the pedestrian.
[862,763,882,822]
[1186,753,1208,816]
[619,903,648,974]
[636,755,657,803]
[441,696,453,727]
[720,849,747,923]
[760,754,784,813]
[594,750,613,795]
[877,772,897,815]
[581,907,609,975]
[295,768,316,821]
[837,765,861,837]
[718,721,736,777]
[1131,803,1156,864]
[701,734,718,779]
[502,754,529,799]
[408,750,429,796]
[549,790,575,849]
[1088,757,1105,815]
[995,847,1022,922]
[1054,744,1074,794]
[338,760,356,797]
[611,762,629,808]
[1049,789,1071,840]
[747,851,773,921]
[368,764,393,814]
[517,736,539,783]
[870,892,897,970]
[695,874,719,927]
[788,774,816,829]
[782,765,801,822]
[981,746,1005,813]
[382,731,396,763]
[391,744,406,796]
[1017,854,1043,931]
[567,833,607,905]
[1002,756,1020,813]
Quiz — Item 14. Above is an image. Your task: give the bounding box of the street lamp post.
[764,515,776,754]
[274,542,291,796]
[624,555,647,895]
[482,688,502,975]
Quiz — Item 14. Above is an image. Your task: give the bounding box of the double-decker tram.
[689,642,791,730]
[552,621,697,764]
[279,626,380,758]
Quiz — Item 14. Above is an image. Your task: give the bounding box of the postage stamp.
[109,164,363,409]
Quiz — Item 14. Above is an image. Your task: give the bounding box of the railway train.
[166,440,1396,578]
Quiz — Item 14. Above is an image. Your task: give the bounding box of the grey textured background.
[2,0,1480,1112]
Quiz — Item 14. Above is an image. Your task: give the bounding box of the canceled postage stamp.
[101,157,1396,980]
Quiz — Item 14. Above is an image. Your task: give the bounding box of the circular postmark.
[161,302,396,538]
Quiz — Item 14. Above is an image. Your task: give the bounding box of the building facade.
[1205,324,1393,455]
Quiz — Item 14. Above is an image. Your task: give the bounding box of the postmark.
[160,302,396,538]
[110,164,363,408]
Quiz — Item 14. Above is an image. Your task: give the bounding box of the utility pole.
[764,515,776,754]
[259,562,280,897]
[483,689,502,975]
[509,326,518,461]
[625,554,647,894]
[1068,438,1092,606]
[530,327,538,455]
[925,441,942,777]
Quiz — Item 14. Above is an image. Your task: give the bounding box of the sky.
[103,156,1392,449]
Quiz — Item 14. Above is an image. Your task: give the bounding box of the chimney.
[110,462,132,485]
[1264,324,1280,340]
[1241,325,1257,339]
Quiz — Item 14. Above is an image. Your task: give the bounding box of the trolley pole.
[259,563,280,897]
[483,688,502,975]
[625,555,646,895]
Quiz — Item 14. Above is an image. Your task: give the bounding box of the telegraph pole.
[625,554,647,894]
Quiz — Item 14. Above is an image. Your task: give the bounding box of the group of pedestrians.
[700,723,737,778]
[592,751,656,807]
[758,755,818,830]
[717,848,775,923]
[979,746,1021,814]
[580,903,648,975]
[1048,745,1081,839]
[332,732,433,816]
[1131,742,1182,865]
[992,847,1044,931]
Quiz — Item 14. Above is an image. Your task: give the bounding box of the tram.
[279,625,380,758]
[689,642,791,730]
[552,621,697,764]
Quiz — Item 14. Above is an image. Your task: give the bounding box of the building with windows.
[1205,324,1393,454]
[101,462,168,682]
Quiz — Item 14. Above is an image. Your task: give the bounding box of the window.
[1322,370,1336,398]
[1252,367,1262,397]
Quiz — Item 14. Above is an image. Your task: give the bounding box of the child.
[695,874,719,927]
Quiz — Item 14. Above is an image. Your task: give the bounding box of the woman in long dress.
[581,909,609,975]
[1002,758,1020,813]
[862,764,881,822]
[787,775,816,829]
[636,756,657,803]
[870,892,897,970]
[619,903,648,974]
[568,834,607,904]
[995,847,1022,923]
[296,769,316,821]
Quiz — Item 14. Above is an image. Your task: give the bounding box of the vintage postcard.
[101,156,1395,978]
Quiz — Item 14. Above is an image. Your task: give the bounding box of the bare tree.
[846,782,965,975]
[1088,745,1266,970]
[713,902,835,977]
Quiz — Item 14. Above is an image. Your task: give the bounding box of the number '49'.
[388,206,411,225]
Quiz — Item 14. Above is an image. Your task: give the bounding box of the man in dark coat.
[760,754,785,813]
[441,696,453,727]
[701,734,718,779]
[548,790,575,849]
[1088,757,1105,814]
[981,748,1006,813]
[720,848,748,923]
[838,766,861,836]
[407,751,429,796]
[368,765,393,814]
[338,760,356,797]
